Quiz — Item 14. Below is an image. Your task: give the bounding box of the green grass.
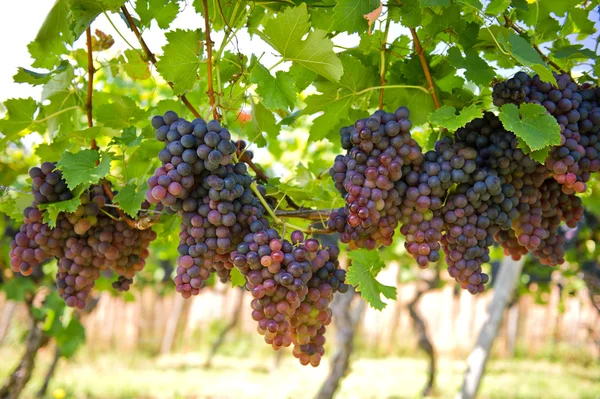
[0,347,598,399]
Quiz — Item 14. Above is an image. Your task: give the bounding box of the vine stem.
[237,149,269,182]
[379,13,392,110]
[410,28,440,109]
[86,28,96,148]
[250,182,333,235]
[274,208,334,220]
[85,26,140,229]
[201,0,221,120]
[503,15,568,75]
[120,6,201,118]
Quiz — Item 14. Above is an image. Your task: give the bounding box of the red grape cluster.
[230,225,348,366]
[328,107,422,249]
[493,72,600,193]
[10,165,156,308]
[148,111,270,297]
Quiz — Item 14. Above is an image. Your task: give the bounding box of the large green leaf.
[113,183,147,217]
[259,4,343,82]
[155,29,204,95]
[250,57,296,110]
[135,0,179,29]
[329,0,380,34]
[96,96,147,129]
[0,98,39,141]
[57,150,112,189]
[447,47,496,87]
[499,103,561,151]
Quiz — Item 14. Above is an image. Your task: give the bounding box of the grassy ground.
[0,347,598,399]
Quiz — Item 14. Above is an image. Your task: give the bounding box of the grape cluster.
[147,111,269,297]
[328,107,422,249]
[493,72,600,193]
[230,226,348,366]
[10,165,157,308]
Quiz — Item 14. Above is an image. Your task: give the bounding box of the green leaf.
[250,57,296,110]
[55,316,86,358]
[230,268,246,287]
[447,47,496,87]
[303,55,377,141]
[347,249,396,310]
[40,190,83,228]
[420,0,451,6]
[330,0,380,34]
[0,191,34,222]
[259,4,343,82]
[499,103,561,151]
[552,45,597,60]
[498,32,556,85]
[397,0,422,27]
[155,29,204,95]
[289,64,317,92]
[96,96,147,129]
[120,49,151,80]
[485,0,510,14]
[2,278,36,301]
[13,61,70,86]
[59,126,119,142]
[0,98,38,139]
[112,126,143,147]
[246,101,280,148]
[526,147,551,164]
[135,0,179,29]
[113,183,147,217]
[428,105,483,131]
[27,0,70,69]
[57,150,112,189]
[66,0,126,38]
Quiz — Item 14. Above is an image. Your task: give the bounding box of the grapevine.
[1,0,599,374]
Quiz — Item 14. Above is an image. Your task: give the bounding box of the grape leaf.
[66,0,126,38]
[499,103,561,151]
[0,191,34,222]
[428,104,483,131]
[230,268,246,287]
[113,183,147,217]
[289,64,317,92]
[497,32,556,85]
[347,249,396,310]
[135,0,179,29]
[57,150,113,189]
[246,101,279,148]
[0,98,39,139]
[13,61,70,86]
[397,0,422,27]
[120,49,151,80]
[112,126,143,147]
[303,55,377,141]
[38,186,86,227]
[447,47,496,87]
[96,96,147,129]
[552,45,597,60]
[259,4,343,82]
[329,0,380,34]
[27,0,71,69]
[485,0,510,14]
[526,147,551,164]
[250,57,296,110]
[420,0,451,5]
[155,29,204,95]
